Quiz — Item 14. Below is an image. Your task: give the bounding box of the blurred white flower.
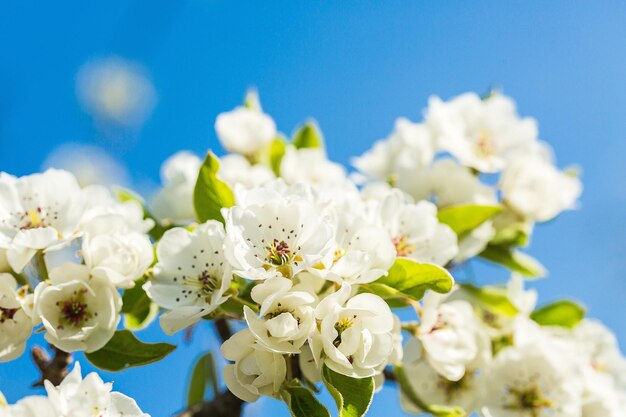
[219,154,275,189]
[76,57,156,127]
[281,147,347,186]
[215,106,276,155]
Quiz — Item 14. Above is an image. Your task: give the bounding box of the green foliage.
[459,283,519,317]
[281,383,331,417]
[114,187,167,240]
[437,204,501,236]
[366,258,454,305]
[322,366,374,417]
[293,121,324,149]
[193,151,235,224]
[269,136,288,176]
[121,277,158,330]
[394,364,466,417]
[480,245,546,278]
[531,300,585,329]
[85,330,175,372]
[243,88,262,112]
[187,352,218,407]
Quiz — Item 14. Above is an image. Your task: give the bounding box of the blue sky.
[1,1,626,416]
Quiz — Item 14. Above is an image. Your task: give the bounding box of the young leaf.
[531,300,585,329]
[394,364,466,417]
[480,245,546,278]
[121,277,158,330]
[368,258,454,303]
[293,121,324,149]
[437,204,501,236]
[85,330,175,371]
[322,366,374,417]
[187,352,218,407]
[281,384,331,417]
[269,136,287,176]
[243,88,262,112]
[459,283,519,317]
[193,151,235,224]
[114,186,167,240]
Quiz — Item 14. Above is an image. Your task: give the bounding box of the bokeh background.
[1,1,625,416]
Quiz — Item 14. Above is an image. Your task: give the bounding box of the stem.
[230,296,259,312]
[31,345,72,386]
[34,251,49,282]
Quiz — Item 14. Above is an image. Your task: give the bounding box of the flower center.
[20,208,47,229]
[475,130,496,158]
[506,384,553,416]
[58,296,91,327]
[0,307,18,323]
[437,372,473,402]
[392,235,414,257]
[333,316,356,347]
[198,270,218,295]
[265,239,292,266]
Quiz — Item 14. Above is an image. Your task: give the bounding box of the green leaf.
[394,364,466,417]
[437,204,501,236]
[292,121,324,149]
[114,187,167,240]
[321,366,374,417]
[187,352,218,407]
[531,300,585,329]
[193,151,235,224]
[269,136,287,176]
[368,258,454,303]
[85,330,175,371]
[281,384,331,417]
[459,283,519,317]
[121,278,158,330]
[480,245,546,278]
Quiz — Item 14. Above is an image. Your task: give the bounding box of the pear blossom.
[221,329,286,402]
[426,92,542,173]
[310,283,395,378]
[3,396,56,417]
[0,169,85,272]
[82,214,153,289]
[428,159,498,207]
[144,222,232,335]
[244,276,315,353]
[501,155,582,222]
[33,262,121,352]
[215,106,277,155]
[374,189,458,266]
[280,147,347,186]
[223,192,334,280]
[151,151,202,224]
[0,274,32,362]
[417,292,490,381]
[482,343,582,417]
[352,118,434,189]
[218,154,275,189]
[80,185,154,233]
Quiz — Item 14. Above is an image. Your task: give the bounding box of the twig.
[31,345,72,387]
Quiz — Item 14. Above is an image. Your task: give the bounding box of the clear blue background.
[1,1,625,416]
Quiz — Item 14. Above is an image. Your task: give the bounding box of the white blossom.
[215,106,276,155]
[0,169,85,272]
[33,263,121,352]
[221,329,286,402]
[151,151,202,224]
[281,147,347,186]
[218,154,275,189]
[0,274,32,362]
[144,222,232,335]
[244,276,315,353]
[223,191,334,280]
[501,155,582,222]
[310,283,395,378]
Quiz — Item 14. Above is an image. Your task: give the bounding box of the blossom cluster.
[0,363,148,417]
[0,90,621,417]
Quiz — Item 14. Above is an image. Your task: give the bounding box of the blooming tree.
[1,89,624,417]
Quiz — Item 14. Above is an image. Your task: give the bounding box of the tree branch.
[31,345,72,387]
